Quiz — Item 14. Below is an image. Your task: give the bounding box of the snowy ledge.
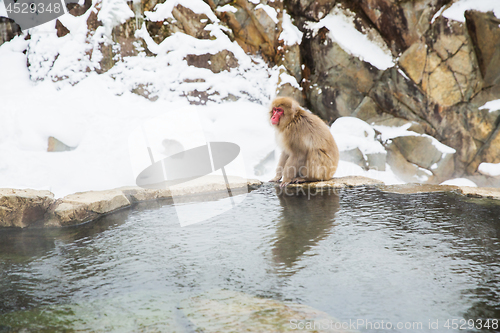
[2,177,500,228]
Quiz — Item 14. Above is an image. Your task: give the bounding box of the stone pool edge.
[2,176,500,228]
[0,176,262,228]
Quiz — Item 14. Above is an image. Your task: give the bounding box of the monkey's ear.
[291,100,301,114]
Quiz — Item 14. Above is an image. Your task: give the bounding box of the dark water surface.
[0,185,499,332]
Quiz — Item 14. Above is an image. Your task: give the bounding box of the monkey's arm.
[280,153,306,187]
[269,152,289,182]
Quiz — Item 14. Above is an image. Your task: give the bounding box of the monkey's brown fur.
[269,97,339,186]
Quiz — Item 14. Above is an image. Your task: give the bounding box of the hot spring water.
[0,185,499,332]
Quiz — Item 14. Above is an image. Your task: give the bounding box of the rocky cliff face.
[1,0,499,185]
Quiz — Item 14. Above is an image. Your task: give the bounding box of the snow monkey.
[269,97,339,187]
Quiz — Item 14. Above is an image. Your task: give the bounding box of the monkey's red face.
[271,107,284,125]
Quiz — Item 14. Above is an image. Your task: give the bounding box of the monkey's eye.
[273,107,283,114]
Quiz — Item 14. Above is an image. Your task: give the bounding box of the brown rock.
[353,98,428,134]
[286,175,385,189]
[465,10,500,87]
[276,82,306,106]
[182,289,355,333]
[426,63,463,107]
[55,19,70,38]
[117,186,172,202]
[120,177,260,201]
[467,174,500,188]
[47,136,75,152]
[285,0,316,16]
[131,83,158,101]
[378,183,460,194]
[368,64,482,174]
[469,83,500,111]
[205,0,233,9]
[384,133,455,183]
[369,67,435,135]
[183,89,216,105]
[465,86,500,166]
[44,202,99,227]
[0,17,21,47]
[63,190,131,214]
[424,51,441,73]
[86,4,147,73]
[359,0,450,55]
[254,4,278,42]
[467,125,500,174]
[339,148,367,170]
[352,96,383,123]
[86,9,102,32]
[278,42,302,82]
[169,4,212,39]
[185,50,239,73]
[0,189,55,228]
[302,26,381,123]
[112,18,144,58]
[95,42,115,74]
[421,17,482,107]
[459,186,500,200]
[465,106,497,144]
[145,20,170,44]
[45,190,131,227]
[217,0,280,62]
[386,142,433,183]
[455,87,500,175]
[431,151,455,182]
[276,67,306,105]
[168,175,259,197]
[399,41,427,84]
[286,0,336,21]
[142,0,162,13]
[66,0,92,16]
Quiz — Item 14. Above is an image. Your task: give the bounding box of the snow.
[93,19,279,103]
[373,123,413,141]
[331,117,386,155]
[479,99,500,113]
[0,0,7,16]
[0,34,403,197]
[145,0,218,23]
[442,0,500,22]
[278,69,300,89]
[373,123,456,154]
[478,162,500,177]
[280,11,302,46]
[255,4,278,24]
[416,167,433,183]
[98,0,135,37]
[398,68,410,81]
[429,137,456,154]
[431,4,447,23]
[1,0,481,198]
[307,5,394,70]
[441,178,478,187]
[335,161,403,185]
[217,5,237,14]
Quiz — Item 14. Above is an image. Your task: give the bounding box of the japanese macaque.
[269,97,339,187]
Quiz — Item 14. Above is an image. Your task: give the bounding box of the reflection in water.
[273,187,339,269]
[0,186,499,332]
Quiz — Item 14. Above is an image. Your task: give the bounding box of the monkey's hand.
[291,177,306,184]
[280,180,291,188]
